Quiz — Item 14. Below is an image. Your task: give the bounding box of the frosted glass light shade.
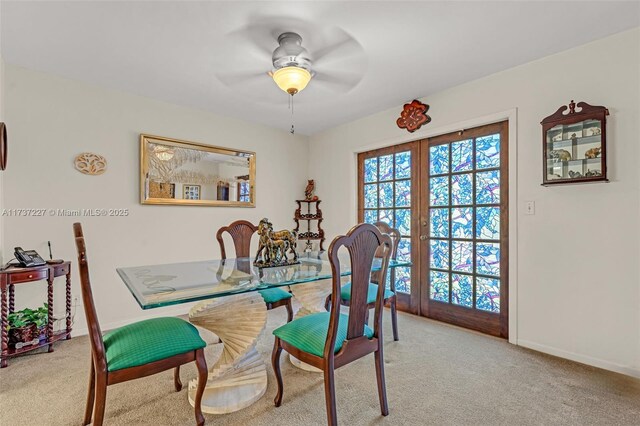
[272,66,311,95]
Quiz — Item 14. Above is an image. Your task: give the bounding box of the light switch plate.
[525,201,535,215]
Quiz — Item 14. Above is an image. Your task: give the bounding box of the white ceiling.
[2,1,638,135]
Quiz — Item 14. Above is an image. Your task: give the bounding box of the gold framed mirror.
[140,134,256,207]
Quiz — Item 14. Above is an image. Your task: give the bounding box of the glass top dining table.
[116,251,411,310]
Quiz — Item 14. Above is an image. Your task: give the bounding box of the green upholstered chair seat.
[103,317,206,372]
[340,282,394,304]
[259,288,293,304]
[273,312,373,358]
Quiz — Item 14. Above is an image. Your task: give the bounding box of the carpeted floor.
[1,307,639,426]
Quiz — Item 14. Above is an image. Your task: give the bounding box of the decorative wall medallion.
[0,122,7,171]
[396,99,431,133]
[74,152,107,175]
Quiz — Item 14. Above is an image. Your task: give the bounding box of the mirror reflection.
[140,134,255,206]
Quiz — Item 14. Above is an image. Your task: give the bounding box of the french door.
[358,121,508,337]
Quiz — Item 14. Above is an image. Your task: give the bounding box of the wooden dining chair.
[73,223,208,426]
[326,221,401,341]
[272,223,393,425]
[216,220,294,322]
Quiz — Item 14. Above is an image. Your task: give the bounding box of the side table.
[0,261,72,368]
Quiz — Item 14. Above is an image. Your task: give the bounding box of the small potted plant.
[7,303,48,349]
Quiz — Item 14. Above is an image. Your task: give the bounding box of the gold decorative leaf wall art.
[74,152,107,175]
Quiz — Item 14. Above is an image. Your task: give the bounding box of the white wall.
[3,65,309,333]
[309,28,640,377]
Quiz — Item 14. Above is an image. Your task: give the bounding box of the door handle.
[419,235,428,241]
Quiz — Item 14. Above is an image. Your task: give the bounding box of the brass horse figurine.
[255,218,298,266]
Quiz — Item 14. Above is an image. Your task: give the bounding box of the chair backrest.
[370,221,400,287]
[216,220,258,260]
[325,223,392,357]
[73,223,107,371]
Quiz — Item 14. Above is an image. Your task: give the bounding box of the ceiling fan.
[214,19,367,133]
[215,20,367,98]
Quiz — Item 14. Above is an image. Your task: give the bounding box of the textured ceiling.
[2,1,638,135]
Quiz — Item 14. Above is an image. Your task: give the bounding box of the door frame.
[350,108,519,343]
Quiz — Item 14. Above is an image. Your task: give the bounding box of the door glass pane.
[429,144,449,175]
[364,209,377,224]
[395,180,411,207]
[379,209,394,226]
[364,184,377,208]
[379,182,394,207]
[430,208,449,238]
[451,241,473,273]
[476,207,500,240]
[476,170,500,204]
[451,139,473,172]
[397,238,411,262]
[476,277,500,313]
[430,271,449,302]
[476,134,500,169]
[395,208,411,236]
[395,151,411,179]
[379,155,394,181]
[395,266,411,293]
[451,207,473,239]
[364,157,378,183]
[451,173,473,205]
[452,274,473,307]
[476,242,500,276]
[430,176,449,206]
[430,240,449,269]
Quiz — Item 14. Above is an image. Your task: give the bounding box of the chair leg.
[272,337,284,407]
[390,298,399,341]
[323,367,338,426]
[194,349,208,426]
[174,365,182,391]
[374,346,389,416]
[82,359,95,425]
[285,299,294,323]
[92,371,108,426]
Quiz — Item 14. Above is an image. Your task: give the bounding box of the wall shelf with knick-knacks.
[541,100,609,185]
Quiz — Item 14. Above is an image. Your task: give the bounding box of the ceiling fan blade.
[313,70,363,91]
[313,36,363,65]
[215,71,268,87]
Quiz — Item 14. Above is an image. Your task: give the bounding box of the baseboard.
[517,339,640,379]
[72,305,192,337]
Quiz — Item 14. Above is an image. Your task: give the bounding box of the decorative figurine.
[396,99,431,133]
[589,127,602,136]
[585,169,602,177]
[585,147,601,159]
[254,218,299,268]
[568,170,583,178]
[548,149,572,162]
[305,179,315,201]
[570,133,578,145]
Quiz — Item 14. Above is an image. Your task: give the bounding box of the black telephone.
[14,247,47,267]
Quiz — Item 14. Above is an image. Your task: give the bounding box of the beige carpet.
[1,307,639,426]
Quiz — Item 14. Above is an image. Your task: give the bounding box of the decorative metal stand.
[294,199,325,251]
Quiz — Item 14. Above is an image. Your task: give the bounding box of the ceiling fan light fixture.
[272,66,311,95]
